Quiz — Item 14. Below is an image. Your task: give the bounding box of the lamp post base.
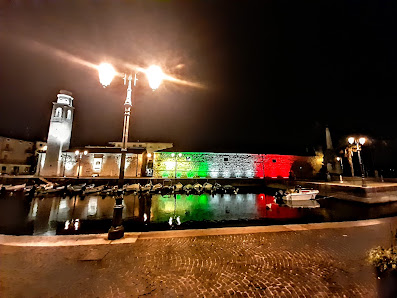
[108,225,125,240]
[108,195,125,240]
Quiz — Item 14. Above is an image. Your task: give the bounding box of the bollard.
[108,191,125,240]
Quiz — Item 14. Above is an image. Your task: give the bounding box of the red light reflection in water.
[256,194,300,219]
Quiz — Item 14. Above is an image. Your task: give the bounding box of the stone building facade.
[153,152,323,179]
[0,137,37,175]
[37,147,146,178]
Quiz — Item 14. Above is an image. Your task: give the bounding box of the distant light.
[178,153,183,157]
[359,137,366,145]
[146,65,164,90]
[147,153,152,158]
[64,220,70,230]
[171,153,175,157]
[348,137,355,145]
[98,63,116,87]
[75,150,80,155]
[336,157,340,161]
[83,150,88,155]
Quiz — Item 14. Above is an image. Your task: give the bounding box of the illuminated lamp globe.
[359,137,366,145]
[98,63,116,87]
[75,150,80,155]
[348,137,355,145]
[83,150,88,155]
[146,65,164,90]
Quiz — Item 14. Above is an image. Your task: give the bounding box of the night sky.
[1,1,397,163]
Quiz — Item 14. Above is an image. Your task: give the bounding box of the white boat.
[203,182,213,192]
[126,183,141,192]
[284,187,319,201]
[284,199,320,208]
[173,182,183,193]
[5,184,26,191]
[193,183,203,194]
[151,183,163,193]
[83,185,105,195]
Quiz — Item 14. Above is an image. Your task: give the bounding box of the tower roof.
[59,90,73,96]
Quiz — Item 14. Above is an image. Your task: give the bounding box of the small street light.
[75,150,88,179]
[98,62,164,240]
[347,137,366,187]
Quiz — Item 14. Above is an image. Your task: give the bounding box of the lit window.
[55,107,62,118]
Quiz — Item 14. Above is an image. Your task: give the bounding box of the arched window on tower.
[55,107,63,118]
[67,110,72,120]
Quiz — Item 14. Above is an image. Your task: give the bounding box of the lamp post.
[348,137,366,187]
[75,150,88,179]
[98,63,164,240]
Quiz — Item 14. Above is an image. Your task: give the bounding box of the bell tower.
[41,90,74,176]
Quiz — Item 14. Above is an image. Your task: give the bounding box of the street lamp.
[348,137,366,186]
[75,150,88,179]
[98,62,164,240]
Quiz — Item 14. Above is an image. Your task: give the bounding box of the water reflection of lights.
[64,219,80,231]
[168,216,181,227]
[87,197,97,216]
[31,201,38,218]
[59,199,68,210]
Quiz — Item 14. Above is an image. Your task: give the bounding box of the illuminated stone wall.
[153,152,322,179]
[38,152,143,177]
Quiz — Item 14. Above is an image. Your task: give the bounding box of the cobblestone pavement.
[2,217,397,297]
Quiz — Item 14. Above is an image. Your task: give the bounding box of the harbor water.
[1,191,397,236]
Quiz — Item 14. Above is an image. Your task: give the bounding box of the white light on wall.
[223,170,231,178]
[165,161,175,170]
[65,159,74,171]
[210,171,218,178]
[93,158,102,171]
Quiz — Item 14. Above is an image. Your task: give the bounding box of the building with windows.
[0,137,41,175]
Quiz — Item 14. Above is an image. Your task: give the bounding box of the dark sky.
[1,0,397,158]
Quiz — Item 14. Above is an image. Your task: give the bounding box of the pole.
[77,155,81,179]
[108,74,134,240]
[357,144,366,187]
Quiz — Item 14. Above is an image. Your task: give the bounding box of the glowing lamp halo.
[145,65,164,90]
[359,137,366,145]
[98,63,116,87]
[348,137,355,145]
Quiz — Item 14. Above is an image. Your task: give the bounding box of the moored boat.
[284,186,319,201]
